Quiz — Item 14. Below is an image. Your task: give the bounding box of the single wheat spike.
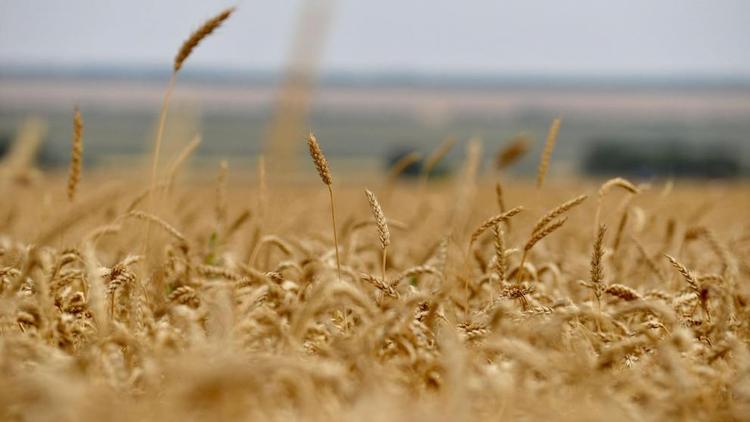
[594,177,639,234]
[611,205,630,254]
[598,177,640,198]
[215,160,228,230]
[591,224,607,304]
[515,215,568,282]
[525,217,567,252]
[365,189,390,249]
[128,211,187,246]
[469,206,524,245]
[384,151,422,204]
[387,151,421,183]
[495,182,506,213]
[530,194,587,237]
[421,137,456,180]
[166,134,201,192]
[365,189,390,283]
[306,133,340,279]
[605,284,642,301]
[591,224,607,284]
[67,107,83,202]
[496,132,531,169]
[536,117,561,188]
[307,133,332,186]
[494,181,512,232]
[174,7,235,72]
[664,254,699,292]
[147,7,235,253]
[493,224,506,284]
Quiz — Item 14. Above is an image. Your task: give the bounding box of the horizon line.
[2,63,750,90]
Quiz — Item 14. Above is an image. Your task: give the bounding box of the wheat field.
[1,164,748,421]
[2,7,750,422]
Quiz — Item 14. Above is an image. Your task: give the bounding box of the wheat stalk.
[149,7,236,236]
[525,217,567,253]
[591,224,607,285]
[387,152,421,183]
[594,177,639,235]
[514,195,585,280]
[215,160,228,231]
[127,211,187,247]
[536,117,561,188]
[365,189,390,283]
[307,133,332,186]
[307,133,341,280]
[174,8,235,72]
[530,194,587,237]
[166,134,201,192]
[605,283,642,301]
[67,107,83,202]
[496,132,531,169]
[469,206,523,245]
[493,224,506,285]
[421,137,456,183]
[496,183,512,237]
[664,254,699,292]
[590,224,607,311]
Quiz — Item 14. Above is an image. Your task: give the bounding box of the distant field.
[2,76,749,176]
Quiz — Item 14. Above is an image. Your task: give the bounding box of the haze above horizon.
[1,0,749,77]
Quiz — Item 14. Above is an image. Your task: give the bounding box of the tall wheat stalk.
[149,7,235,210]
[365,189,390,284]
[537,117,561,188]
[67,107,83,202]
[307,133,341,280]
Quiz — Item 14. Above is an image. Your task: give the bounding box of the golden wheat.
[307,133,341,280]
[2,9,748,420]
[67,107,83,201]
[537,117,561,188]
[174,7,235,72]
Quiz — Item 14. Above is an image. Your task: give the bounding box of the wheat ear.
[307,133,340,280]
[128,211,187,247]
[530,194,587,237]
[593,177,639,233]
[166,134,201,192]
[365,189,390,283]
[496,132,531,169]
[174,8,235,72]
[591,225,607,297]
[536,117,561,188]
[493,224,506,284]
[469,206,523,245]
[516,217,567,281]
[664,254,699,292]
[420,137,456,184]
[67,106,83,202]
[589,224,607,328]
[149,7,235,223]
[605,283,641,301]
[215,160,228,231]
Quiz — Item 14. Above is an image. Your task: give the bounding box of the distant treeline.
[582,139,744,178]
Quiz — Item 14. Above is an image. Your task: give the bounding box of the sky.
[1,0,749,76]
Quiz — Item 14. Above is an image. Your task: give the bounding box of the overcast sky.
[1,0,749,76]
